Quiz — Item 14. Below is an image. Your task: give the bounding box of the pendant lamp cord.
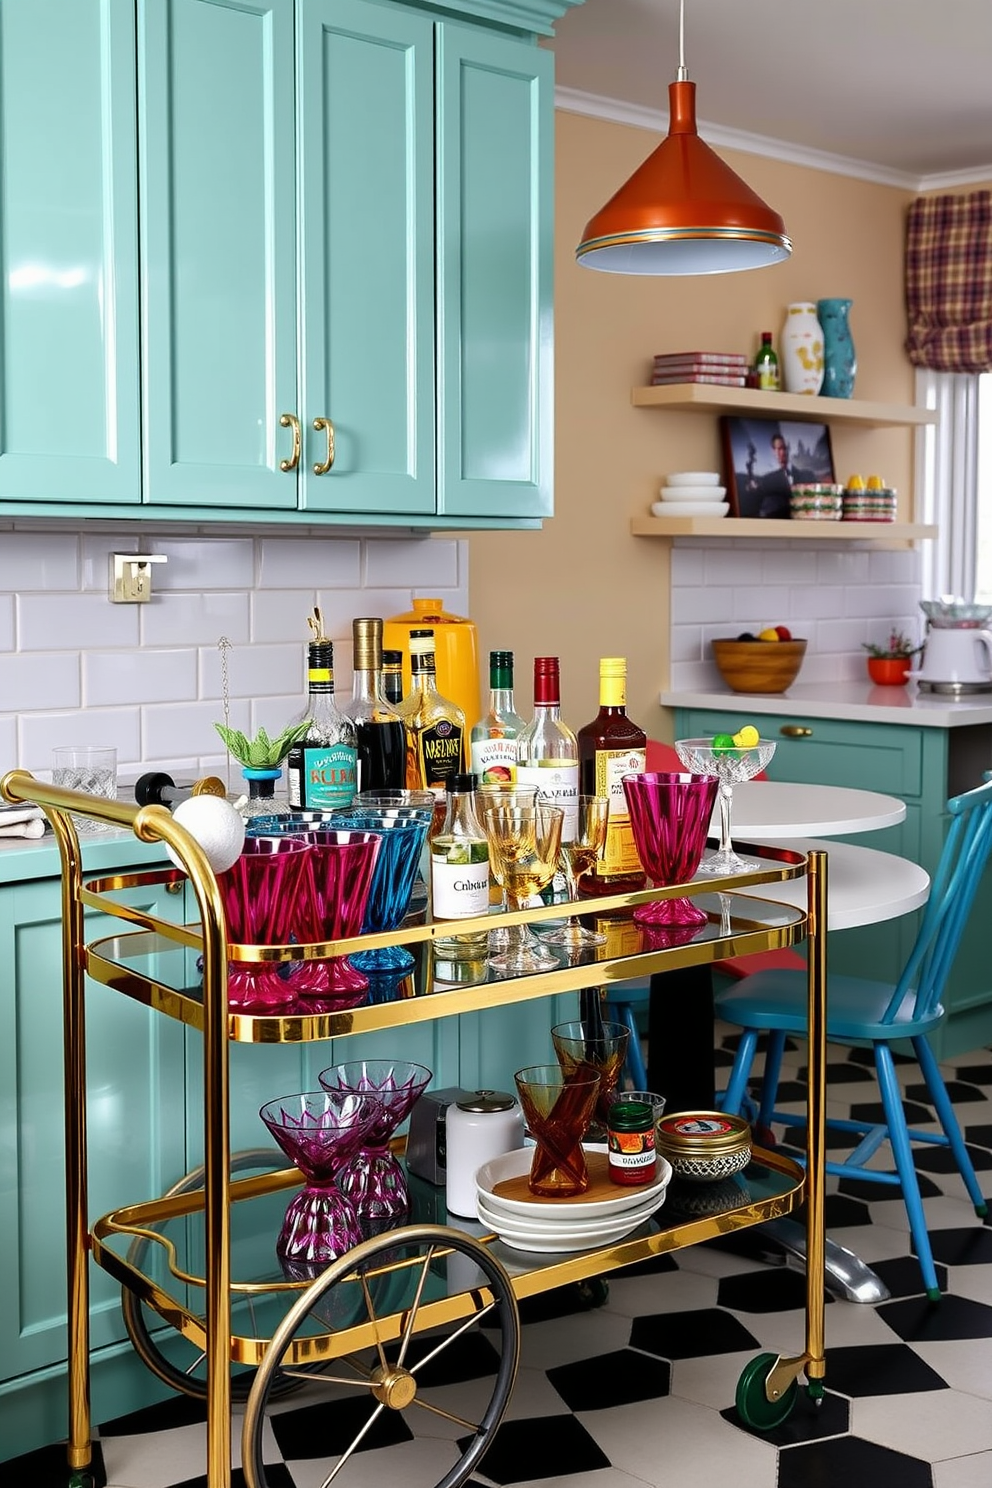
[676,0,688,81]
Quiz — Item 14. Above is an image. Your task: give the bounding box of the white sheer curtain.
[915,368,982,602]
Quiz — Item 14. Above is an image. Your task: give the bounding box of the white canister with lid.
[445,1089,525,1217]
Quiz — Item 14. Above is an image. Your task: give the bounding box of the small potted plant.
[861,630,923,686]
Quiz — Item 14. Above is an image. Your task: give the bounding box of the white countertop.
[660,679,992,728]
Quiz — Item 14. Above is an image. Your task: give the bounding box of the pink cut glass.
[216,837,315,1012]
[318,1059,432,1226]
[259,1091,382,1263]
[289,829,382,1007]
[622,772,719,926]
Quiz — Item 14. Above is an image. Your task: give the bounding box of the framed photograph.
[720,416,836,518]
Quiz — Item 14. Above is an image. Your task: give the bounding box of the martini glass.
[258,1091,382,1263]
[674,739,777,875]
[318,1059,432,1226]
[622,771,719,924]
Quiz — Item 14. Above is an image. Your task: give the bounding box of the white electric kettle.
[915,626,992,687]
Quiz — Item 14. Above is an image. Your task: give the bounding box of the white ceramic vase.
[780,302,824,395]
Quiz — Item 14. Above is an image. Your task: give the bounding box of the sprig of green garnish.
[213,720,310,767]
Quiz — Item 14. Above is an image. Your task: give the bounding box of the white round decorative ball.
[166,795,246,876]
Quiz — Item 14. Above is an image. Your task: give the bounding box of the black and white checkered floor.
[5,1031,992,1488]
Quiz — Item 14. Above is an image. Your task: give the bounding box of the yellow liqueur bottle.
[395,629,467,813]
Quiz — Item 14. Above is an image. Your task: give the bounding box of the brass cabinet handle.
[780,725,813,738]
[313,416,335,475]
[279,413,301,472]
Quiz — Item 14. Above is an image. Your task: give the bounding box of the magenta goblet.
[289,828,382,1007]
[259,1090,382,1263]
[622,772,719,926]
[318,1059,432,1226]
[217,837,315,1012]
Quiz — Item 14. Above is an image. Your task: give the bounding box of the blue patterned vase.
[817,297,857,398]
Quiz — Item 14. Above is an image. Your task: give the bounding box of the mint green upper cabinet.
[139,0,300,510]
[436,25,553,520]
[0,0,140,505]
[297,0,436,516]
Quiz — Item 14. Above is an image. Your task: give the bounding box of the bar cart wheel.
[242,1224,521,1488]
[735,1352,798,1429]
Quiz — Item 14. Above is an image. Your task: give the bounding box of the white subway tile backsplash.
[0,595,14,650]
[142,698,251,765]
[252,589,318,644]
[140,591,250,648]
[816,618,871,653]
[84,649,197,708]
[0,653,80,711]
[675,584,735,624]
[703,548,764,586]
[814,547,873,584]
[365,536,458,588]
[199,642,303,700]
[0,715,16,774]
[152,537,256,590]
[789,585,845,620]
[732,587,782,625]
[670,547,704,587]
[0,531,79,591]
[258,537,361,589]
[760,548,818,585]
[19,709,142,775]
[19,592,140,651]
[80,535,140,591]
[251,694,305,739]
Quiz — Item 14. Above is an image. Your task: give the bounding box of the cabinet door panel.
[298,0,435,515]
[140,0,298,509]
[0,0,140,505]
[437,26,553,519]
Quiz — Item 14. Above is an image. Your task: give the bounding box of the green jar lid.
[608,1099,653,1132]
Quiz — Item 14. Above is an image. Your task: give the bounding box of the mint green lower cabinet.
[675,707,992,1059]
[0,866,187,1459]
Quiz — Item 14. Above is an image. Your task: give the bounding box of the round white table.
[732,836,930,930]
[723,781,906,840]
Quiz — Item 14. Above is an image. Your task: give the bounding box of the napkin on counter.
[0,805,48,838]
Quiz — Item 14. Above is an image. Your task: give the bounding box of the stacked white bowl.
[652,471,729,518]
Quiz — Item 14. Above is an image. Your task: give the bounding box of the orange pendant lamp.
[576,2,791,276]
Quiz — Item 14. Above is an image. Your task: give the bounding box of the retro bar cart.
[0,771,829,1488]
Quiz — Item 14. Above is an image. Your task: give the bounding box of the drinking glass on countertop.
[51,745,118,834]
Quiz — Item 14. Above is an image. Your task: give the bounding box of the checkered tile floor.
[4,1031,991,1488]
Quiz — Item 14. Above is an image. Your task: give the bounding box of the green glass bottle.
[754,330,780,391]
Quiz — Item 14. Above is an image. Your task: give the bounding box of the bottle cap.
[599,656,627,677]
[382,649,403,666]
[489,650,514,688]
[447,773,478,793]
[352,617,383,671]
[533,656,561,705]
[409,629,435,655]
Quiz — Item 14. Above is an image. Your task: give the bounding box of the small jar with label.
[607,1098,657,1186]
[431,773,491,967]
[445,1090,525,1217]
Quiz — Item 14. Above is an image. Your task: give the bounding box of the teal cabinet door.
[0,0,140,505]
[436,24,554,520]
[297,0,436,516]
[139,0,299,510]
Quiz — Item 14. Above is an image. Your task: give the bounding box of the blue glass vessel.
[817,297,856,398]
[329,809,431,971]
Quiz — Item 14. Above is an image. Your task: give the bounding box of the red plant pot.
[867,656,911,685]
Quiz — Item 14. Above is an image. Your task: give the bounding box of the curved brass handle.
[313,416,335,475]
[279,413,301,472]
[780,725,813,738]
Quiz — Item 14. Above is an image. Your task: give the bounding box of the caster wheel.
[576,1277,610,1309]
[68,1471,96,1488]
[121,1149,302,1402]
[806,1377,825,1407]
[242,1224,520,1488]
[735,1352,798,1430]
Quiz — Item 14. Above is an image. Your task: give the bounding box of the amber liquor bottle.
[576,656,646,894]
[395,629,467,808]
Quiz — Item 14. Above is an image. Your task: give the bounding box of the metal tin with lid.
[655,1110,752,1183]
[445,1089,524,1217]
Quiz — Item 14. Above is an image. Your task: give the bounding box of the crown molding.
[554,86,992,195]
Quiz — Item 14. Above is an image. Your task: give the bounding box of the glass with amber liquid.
[576,656,646,895]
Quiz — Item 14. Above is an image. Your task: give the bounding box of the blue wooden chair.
[716,776,992,1299]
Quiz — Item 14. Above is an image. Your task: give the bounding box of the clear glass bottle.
[395,629,466,819]
[576,656,647,895]
[286,639,358,810]
[344,618,405,794]
[470,650,525,786]
[431,772,491,969]
[517,656,579,842]
[381,649,405,707]
[754,330,780,390]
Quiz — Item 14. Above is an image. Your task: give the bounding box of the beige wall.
[466,109,918,739]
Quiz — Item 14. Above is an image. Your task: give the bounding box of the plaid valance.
[905,190,992,372]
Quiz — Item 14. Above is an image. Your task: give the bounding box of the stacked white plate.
[653,471,728,518]
[474,1145,672,1253]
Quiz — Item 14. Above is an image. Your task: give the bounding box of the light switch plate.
[110,553,167,603]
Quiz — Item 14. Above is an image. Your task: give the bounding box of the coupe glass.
[484,803,564,974]
[327,809,429,972]
[674,739,777,874]
[514,1065,600,1197]
[539,794,609,948]
[289,829,382,1006]
[318,1059,432,1226]
[258,1090,381,1263]
[622,771,719,924]
[551,1018,630,1136]
[216,837,315,1012]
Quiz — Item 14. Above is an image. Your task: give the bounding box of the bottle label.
[470,736,518,785]
[417,720,464,791]
[516,761,579,840]
[299,743,357,809]
[595,747,645,878]
[431,838,491,917]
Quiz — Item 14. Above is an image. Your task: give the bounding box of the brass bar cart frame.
[0,770,828,1488]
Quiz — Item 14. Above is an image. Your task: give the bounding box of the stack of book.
[651,351,749,387]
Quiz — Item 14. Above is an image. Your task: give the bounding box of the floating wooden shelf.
[631,516,937,541]
[631,383,938,428]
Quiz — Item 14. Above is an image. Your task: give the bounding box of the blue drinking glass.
[328,809,430,971]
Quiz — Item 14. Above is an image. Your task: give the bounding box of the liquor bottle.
[431,772,491,967]
[395,630,466,811]
[754,330,780,391]
[381,649,405,707]
[577,656,647,895]
[516,656,579,841]
[286,638,358,810]
[344,618,405,793]
[470,650,525,785]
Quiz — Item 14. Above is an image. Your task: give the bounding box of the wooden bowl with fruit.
[711,627,807,694]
